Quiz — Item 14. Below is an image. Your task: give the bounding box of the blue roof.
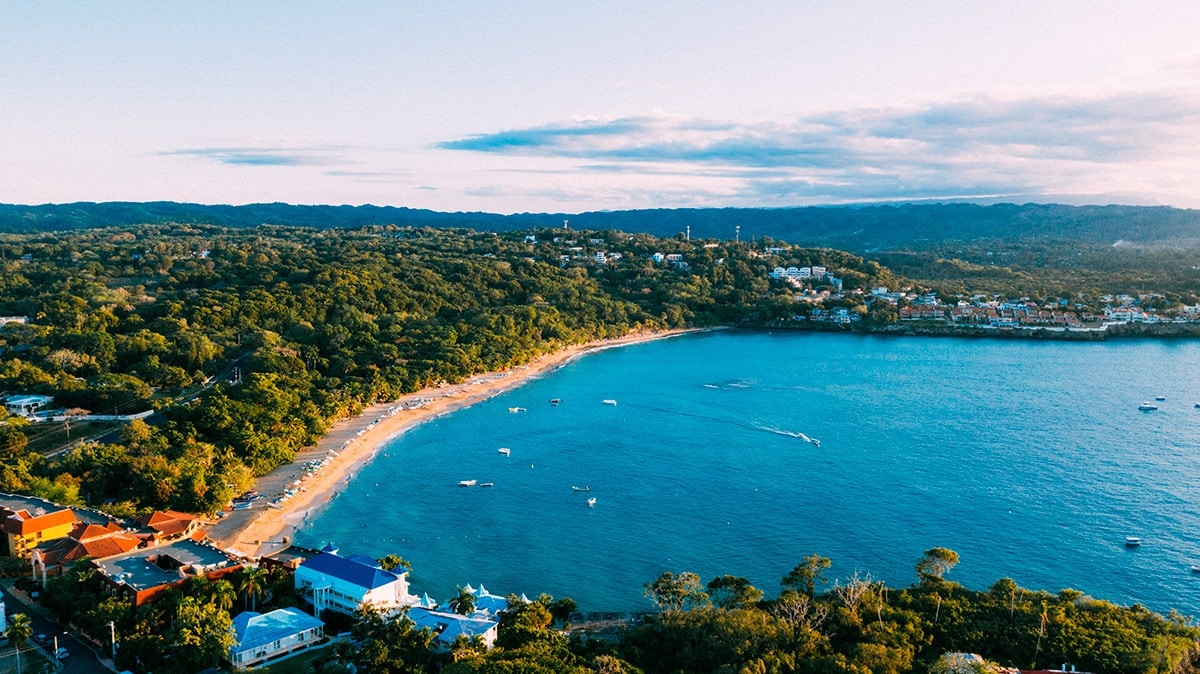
[409,607,496,643]
[232,607,324,653]
[299,552,402,590]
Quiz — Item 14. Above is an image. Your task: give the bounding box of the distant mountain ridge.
[3,201,1200,252]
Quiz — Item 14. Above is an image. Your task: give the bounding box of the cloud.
[162,147,348,167]
[438,91,1200,204]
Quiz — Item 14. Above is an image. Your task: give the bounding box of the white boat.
[1155,396,1166,401]
[498,447,511,456]
[586,497,597,507]
[572,485,591,492]
[602,399,617,406]
[1125,536,1142,547]
[508,407,526,413]
[458,479,477,487]
[479,482,494,488]
[1138,402,1158,411]
[549,398,562,405]
[1191,565,1200,573]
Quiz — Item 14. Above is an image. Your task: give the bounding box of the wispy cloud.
[161,147,349,167]
[438,91,1200,204]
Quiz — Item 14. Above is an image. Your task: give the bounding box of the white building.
[3,395,53,418]
[294,543,418,616]
[229,607,325,670]
[409,607,499,651]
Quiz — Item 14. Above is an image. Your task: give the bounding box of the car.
[33,634,47,645]
[55,646,69,659]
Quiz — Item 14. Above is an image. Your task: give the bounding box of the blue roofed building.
[228,607,325,670]
[409,606,499,651]
[294,543,418,616]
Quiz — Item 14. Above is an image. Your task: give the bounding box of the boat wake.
[754,423,821,447]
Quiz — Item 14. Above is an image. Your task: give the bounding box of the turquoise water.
[297,330,1200,615]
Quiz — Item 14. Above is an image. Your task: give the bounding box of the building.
[32,521,142,579]
[228,607,325,670]
[294,543,418,616]
[1,506,77,557]
[3,394,53,418]
[135,510,203,543]
[93,538,242,606]
[408,607,499,651]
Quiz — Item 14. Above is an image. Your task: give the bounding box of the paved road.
[1,584,113,674]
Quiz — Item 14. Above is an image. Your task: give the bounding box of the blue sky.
[3,2,1200,213]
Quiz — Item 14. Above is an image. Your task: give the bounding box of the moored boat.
[602,399,617,406]
[1125,536,1142,547]
[587,497,597,507]
[572,485,591,492]
[498,447,511,456]
[1138,402,1158,411]
[480,482,494,488]
[458,479,477,487]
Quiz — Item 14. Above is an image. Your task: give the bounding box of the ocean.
[296,330,1200,615]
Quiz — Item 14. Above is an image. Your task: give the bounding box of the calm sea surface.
[297,330,1200,615]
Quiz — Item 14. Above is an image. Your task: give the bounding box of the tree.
[916,547,960,585]
[782,554,832,598]
[169,596,235,671]
[210,579,238,612]
[236,566,268,611]
[706,575,764,610]
[6,613,31,674]
[449,586,476,616]
[377,554,412,572]
[643,571,709,614]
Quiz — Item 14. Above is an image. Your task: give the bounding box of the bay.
[296,330,1200,615]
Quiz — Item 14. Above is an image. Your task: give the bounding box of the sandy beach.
[206,328,706,558]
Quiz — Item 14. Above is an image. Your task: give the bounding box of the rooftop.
[232,607,324,652]
[299,550,404,591]
[94,538,238,592]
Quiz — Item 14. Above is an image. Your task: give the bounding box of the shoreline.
[205,327,710,558]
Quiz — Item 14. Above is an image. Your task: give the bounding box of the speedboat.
[1155,396,1167,401]
[602,399,617,406]
[572,485,591,492]
[1138,402,1158,411]
[549,398,561,405]
[458,479,477,487]
[587,497,597,507]
[479,482,494,488]
[508,407,526,413]
[1125,536,1142,547]
[1191,565,1200,573]
[498,447,511,456]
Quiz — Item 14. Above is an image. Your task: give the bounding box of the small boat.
[1195,403,1200,408]
[1191,565,1200,573]
[549,398,561,405]
[586,497,597,507]
[479,482,494,488]
[572,485,591,492]
[458,479,477,487]
[508,407,526,413]
[1125,537,1142,547]
[498,447,511,456]
[1155,396,1167,401]
[602,399,617,406]
[1138,402,1158,411]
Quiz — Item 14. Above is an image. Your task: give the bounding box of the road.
[1,584,113,674]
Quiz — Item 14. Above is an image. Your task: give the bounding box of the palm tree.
[210,579,237,612]
[448,587,476,616]
[6,613,32,674]
[237,566,268,612]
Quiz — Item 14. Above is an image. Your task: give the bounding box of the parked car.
[55,646,69,659]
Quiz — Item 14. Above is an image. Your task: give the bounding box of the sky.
[3,2,1200,214]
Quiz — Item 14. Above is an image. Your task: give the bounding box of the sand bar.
[206,328,709,558]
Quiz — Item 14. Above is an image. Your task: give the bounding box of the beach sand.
[206,328,705,558]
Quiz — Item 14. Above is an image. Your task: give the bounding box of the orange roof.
[137,510,199,538]
[2,507,77,536]
[39,527,141,567]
